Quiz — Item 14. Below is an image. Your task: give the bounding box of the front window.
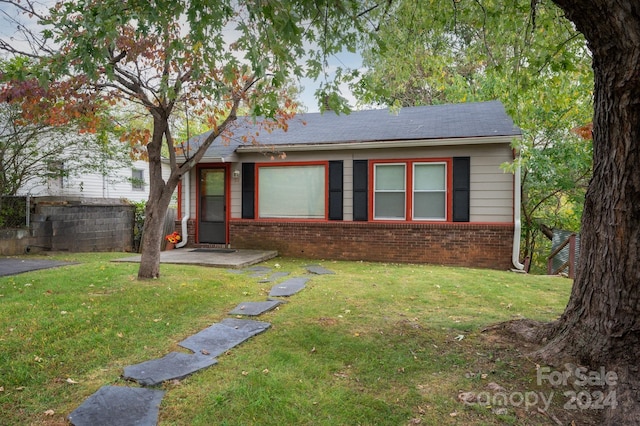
[258,164,326,219]
[373,160,448,221]
[413,163,446,220]
[374,163,406,219]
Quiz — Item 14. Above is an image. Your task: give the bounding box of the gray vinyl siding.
[225,143,513,223]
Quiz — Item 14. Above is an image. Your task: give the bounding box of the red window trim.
[255,161,329,221]
[369,158,453,222]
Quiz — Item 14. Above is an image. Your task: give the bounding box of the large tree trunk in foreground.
[137,116,180,279]
[530,1,640,424]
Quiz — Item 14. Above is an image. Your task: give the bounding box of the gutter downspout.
[512,161,525,270]
[176,171,190,248]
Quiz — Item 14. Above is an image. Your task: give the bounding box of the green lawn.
[0,253,579,425]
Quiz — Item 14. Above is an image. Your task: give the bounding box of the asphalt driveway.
[0,258,75,277]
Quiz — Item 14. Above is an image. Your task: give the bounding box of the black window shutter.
[328,161,343,220]
[353,160,368,221]
[452,157,470,222]
[241,163,255,219]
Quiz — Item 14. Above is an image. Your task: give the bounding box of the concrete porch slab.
[113,248,278,269]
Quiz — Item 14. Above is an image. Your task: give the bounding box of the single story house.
[175,101,524,270]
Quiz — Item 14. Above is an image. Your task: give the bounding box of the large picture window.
[373,160,448,221]
[258,164,326,219]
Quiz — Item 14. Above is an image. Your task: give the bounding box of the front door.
[198,167,226,244]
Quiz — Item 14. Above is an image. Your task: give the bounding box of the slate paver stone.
[269,277,309,297]
[179,318,270,356]
[306,265,336,275]
[248,266,272,272]
[258,271,290,283]
[123,352,218,386]
[67,385,165,426]
[229,300,283,316]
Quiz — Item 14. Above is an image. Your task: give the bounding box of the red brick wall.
[228,220,514,270]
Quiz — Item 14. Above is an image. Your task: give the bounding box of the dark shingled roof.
[199,101,520,159]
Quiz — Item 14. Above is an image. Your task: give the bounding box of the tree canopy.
[0,0,378,278]
[351,0,594,266]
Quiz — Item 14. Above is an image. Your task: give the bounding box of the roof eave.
[235,135,521,153]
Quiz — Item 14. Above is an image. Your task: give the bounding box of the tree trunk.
[534,1,640,423]
[137,116,179,279]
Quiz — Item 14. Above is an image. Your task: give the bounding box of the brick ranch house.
[174,101,525,270]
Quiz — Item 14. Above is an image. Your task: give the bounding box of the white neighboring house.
[18,158,172,203]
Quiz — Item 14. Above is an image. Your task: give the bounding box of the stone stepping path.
[229,300,283,316]
[179,318,271,357]
[68,386,165,426]
[68,264,335,425]
[306,264,336,275]
[269,276,309,297]
[123,352,218,386]
[258,271,290,283]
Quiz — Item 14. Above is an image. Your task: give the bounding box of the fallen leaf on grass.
[34,356,43,363]
[262,368,269,374]
[44,409,55,416]
[454,334,464,341]
[457,391,477,404]
[487,382,505,392]
[66,378,78,384]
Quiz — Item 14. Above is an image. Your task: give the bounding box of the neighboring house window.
[257,163,326,219]
[47,161,65,189]
[373,160,449,221]
[131,168,145,191]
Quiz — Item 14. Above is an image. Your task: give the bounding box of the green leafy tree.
[0,0,369,278]
[357,1,640,421]
[353,0,593,268]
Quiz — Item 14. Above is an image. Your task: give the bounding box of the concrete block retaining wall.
[0,199,135,255]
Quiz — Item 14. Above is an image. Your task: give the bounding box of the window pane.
[414,192,446,219]
[374,192,405,218]
[202,169,225,196]
[375,164,405,190]
[132,169,144,190]
[259,165,325,218]
[414,163,445,190]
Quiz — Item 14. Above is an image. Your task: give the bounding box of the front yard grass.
[0,253,590,425]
